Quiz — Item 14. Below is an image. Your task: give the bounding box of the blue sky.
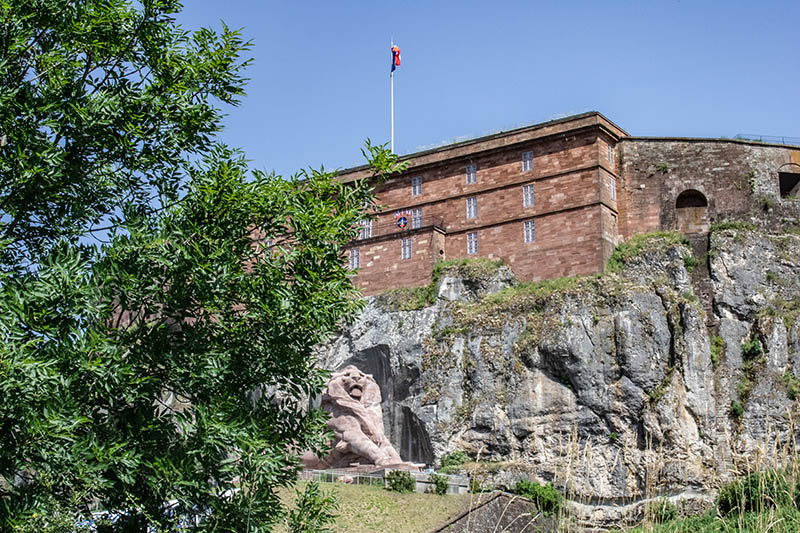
[177,1,800,179]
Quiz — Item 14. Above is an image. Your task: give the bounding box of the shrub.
[710,335,724,368]
[440,451,470,470]
[717,470,791,516]
[742,338,763,361]
[609,432,618,443]
[683,253,698,272]
[386,470,416,493]
[784,372,800,401]
[730,400,744,418]
[648,498,678,523]
[429,473,449,495]
[512,479,562,514]
[285,480,339,533]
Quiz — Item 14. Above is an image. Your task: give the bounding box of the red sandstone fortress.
[338,112,800,296]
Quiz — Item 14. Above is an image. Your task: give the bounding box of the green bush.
[386,470,416,493]
[730,400,744,418]
[429,473,449,495]
[440,451,470,470]
[717,470,791,516]
[512,479,562,514]
[710,335,724,368]
[683,254,698,272]
[284,480,339,533]
[742,338,763,361]
[647,499,678,523]
[783,372,800,401]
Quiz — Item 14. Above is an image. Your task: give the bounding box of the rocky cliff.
[318,227,800,516]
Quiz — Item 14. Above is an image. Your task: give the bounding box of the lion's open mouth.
[349,384,363,399]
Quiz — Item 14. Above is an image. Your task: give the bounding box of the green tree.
[0,0,250,271]
[0,1,404,529]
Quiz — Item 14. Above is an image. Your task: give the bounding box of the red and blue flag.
[391,45,401,72]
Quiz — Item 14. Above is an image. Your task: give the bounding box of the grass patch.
[710,220,757,233]
[481,275,585,308]
[683,254,699,272]
[606,231,689,272]
[276,481,474,533]
[376,258,506,311]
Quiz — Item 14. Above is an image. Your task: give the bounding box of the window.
[411,176,422,196]
[466,164,477,184]
[524,220,536,243]
[412,208,423,229]
[608,144,614,166]
[467,232,478,254]
[609,177,616,201]
[522,151,534,172]
[349,248,360,269]
[466,196,477,219]
[358,219,372,240]
[401,237,412,260]
[522,184,535,208]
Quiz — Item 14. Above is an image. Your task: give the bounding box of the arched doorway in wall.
[778,163,800,198]
[675,189,709,234]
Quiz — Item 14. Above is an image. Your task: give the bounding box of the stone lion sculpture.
[304,365,403,468]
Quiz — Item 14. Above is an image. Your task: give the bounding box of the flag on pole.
[391,45,401,72]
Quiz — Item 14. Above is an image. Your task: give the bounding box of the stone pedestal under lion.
[303,365,405,469]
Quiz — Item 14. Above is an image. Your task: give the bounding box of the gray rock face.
[317,230,800,503]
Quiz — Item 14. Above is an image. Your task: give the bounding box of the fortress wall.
[371,129,600,231]
[619,138,800,238]
[351,227,442,295]
[444,204,606,282]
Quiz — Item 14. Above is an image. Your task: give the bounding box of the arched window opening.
[676,189,708,208]
[779,172,800,198]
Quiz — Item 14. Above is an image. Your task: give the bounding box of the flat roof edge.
[337,111,628,181]
[623,136,800,150]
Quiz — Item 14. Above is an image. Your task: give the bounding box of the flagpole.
[390,39,394,153]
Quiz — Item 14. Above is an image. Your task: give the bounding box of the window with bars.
[411,176,422,196]
[609,177,616,201]
[401,237,412,260]
[466,164,477,184]
[349,248,360,269]
[358,219,372,240]
[522,151,534,172]
[523,184,535,208]
[412,208,423,229]
[467,232,478,254]
[524,220,536,243]
[466,196,477,219]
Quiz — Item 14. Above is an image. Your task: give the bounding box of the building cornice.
[337,112,628,184]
